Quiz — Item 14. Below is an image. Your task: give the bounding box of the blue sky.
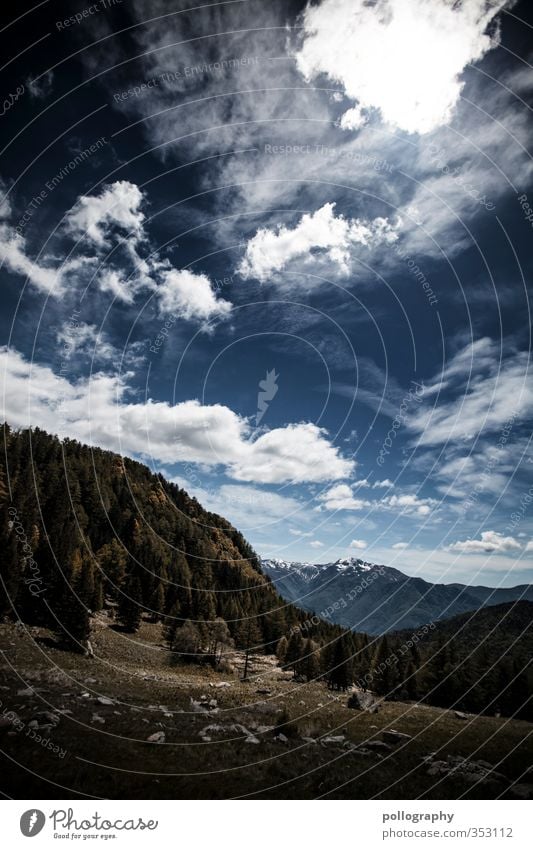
[0,0,532,586]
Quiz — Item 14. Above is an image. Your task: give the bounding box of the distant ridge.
[262,556,533,634]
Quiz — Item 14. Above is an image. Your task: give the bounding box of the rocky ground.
[0,615,532,799]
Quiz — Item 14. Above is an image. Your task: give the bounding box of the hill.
[0,425,338,653]
[370,601,533,720]
[262,556,533,634]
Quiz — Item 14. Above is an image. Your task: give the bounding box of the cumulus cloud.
[448,530,522,553]
[310,540,325,548]
[64,180,146,248]
[392,542,409,550]
[296,0,508,134]
[157,268,231,323]
[318,483,436,516]
[0,179,231,323]
[238,202,398,282]
[0,348,353,485]
[349,539,367,550]
[317,483,371,511]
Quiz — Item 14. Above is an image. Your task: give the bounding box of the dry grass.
[0,619,531,799]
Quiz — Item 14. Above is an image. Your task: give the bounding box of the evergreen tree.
[117,572,143,632]
[327,633,354,691]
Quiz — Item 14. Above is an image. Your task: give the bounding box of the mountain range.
[261,556,533,634]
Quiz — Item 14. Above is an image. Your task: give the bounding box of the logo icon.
[256,369,279,425]
[20,810,46,837]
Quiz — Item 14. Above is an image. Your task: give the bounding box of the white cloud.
[373,479,393,489]
[392,542,408,550]
[318,483,371,511]
[56,321,144,369]
[318,483,436,516]
[97,269,137,305]
[0,348,353,485]
[238,202,398,282]
[525,541,533,552]
[349,539,367,550]
[296,0,508,134]
[339,105,368,131]
[310,540,325,548]
[408,338,533,447]
[64,180,146,248]
[64,181,232,322]
[448,531,522,554]
[231,423,355,484]
[0,224,88,296]
[157,268,232,323]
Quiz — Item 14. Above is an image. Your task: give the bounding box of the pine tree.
[302,638,321,682]
[276,635,288,664]
[117,572,143,632]
[327,633,354,691]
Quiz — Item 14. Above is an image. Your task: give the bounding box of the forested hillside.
[0,425,338,654]
[366,602,533,720]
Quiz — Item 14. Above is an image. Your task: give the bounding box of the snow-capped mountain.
[261,556,533,634]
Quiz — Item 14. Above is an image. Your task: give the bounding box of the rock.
[454,711,469,720]
[382,730,412,745]
[27,720,39,729]
[91,714,105,724]
[365,740,392,751]
[245,735,260,744]
[427,755,507,785]
[322,735,346,745]
[96,697,114,706]
[347,691,379,712]
[80,693,91,699]
[302,736,318,744]
[35,711,60,725]
[147,731,165,743]
[211,682,230,688]
[511,784,533,800]
[85,678,97,684]
[274,733,288,743]
[16,687,34,697]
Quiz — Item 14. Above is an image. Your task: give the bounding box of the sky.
[0,0,532,586]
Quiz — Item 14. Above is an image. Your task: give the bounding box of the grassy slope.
[0,619,531,800]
